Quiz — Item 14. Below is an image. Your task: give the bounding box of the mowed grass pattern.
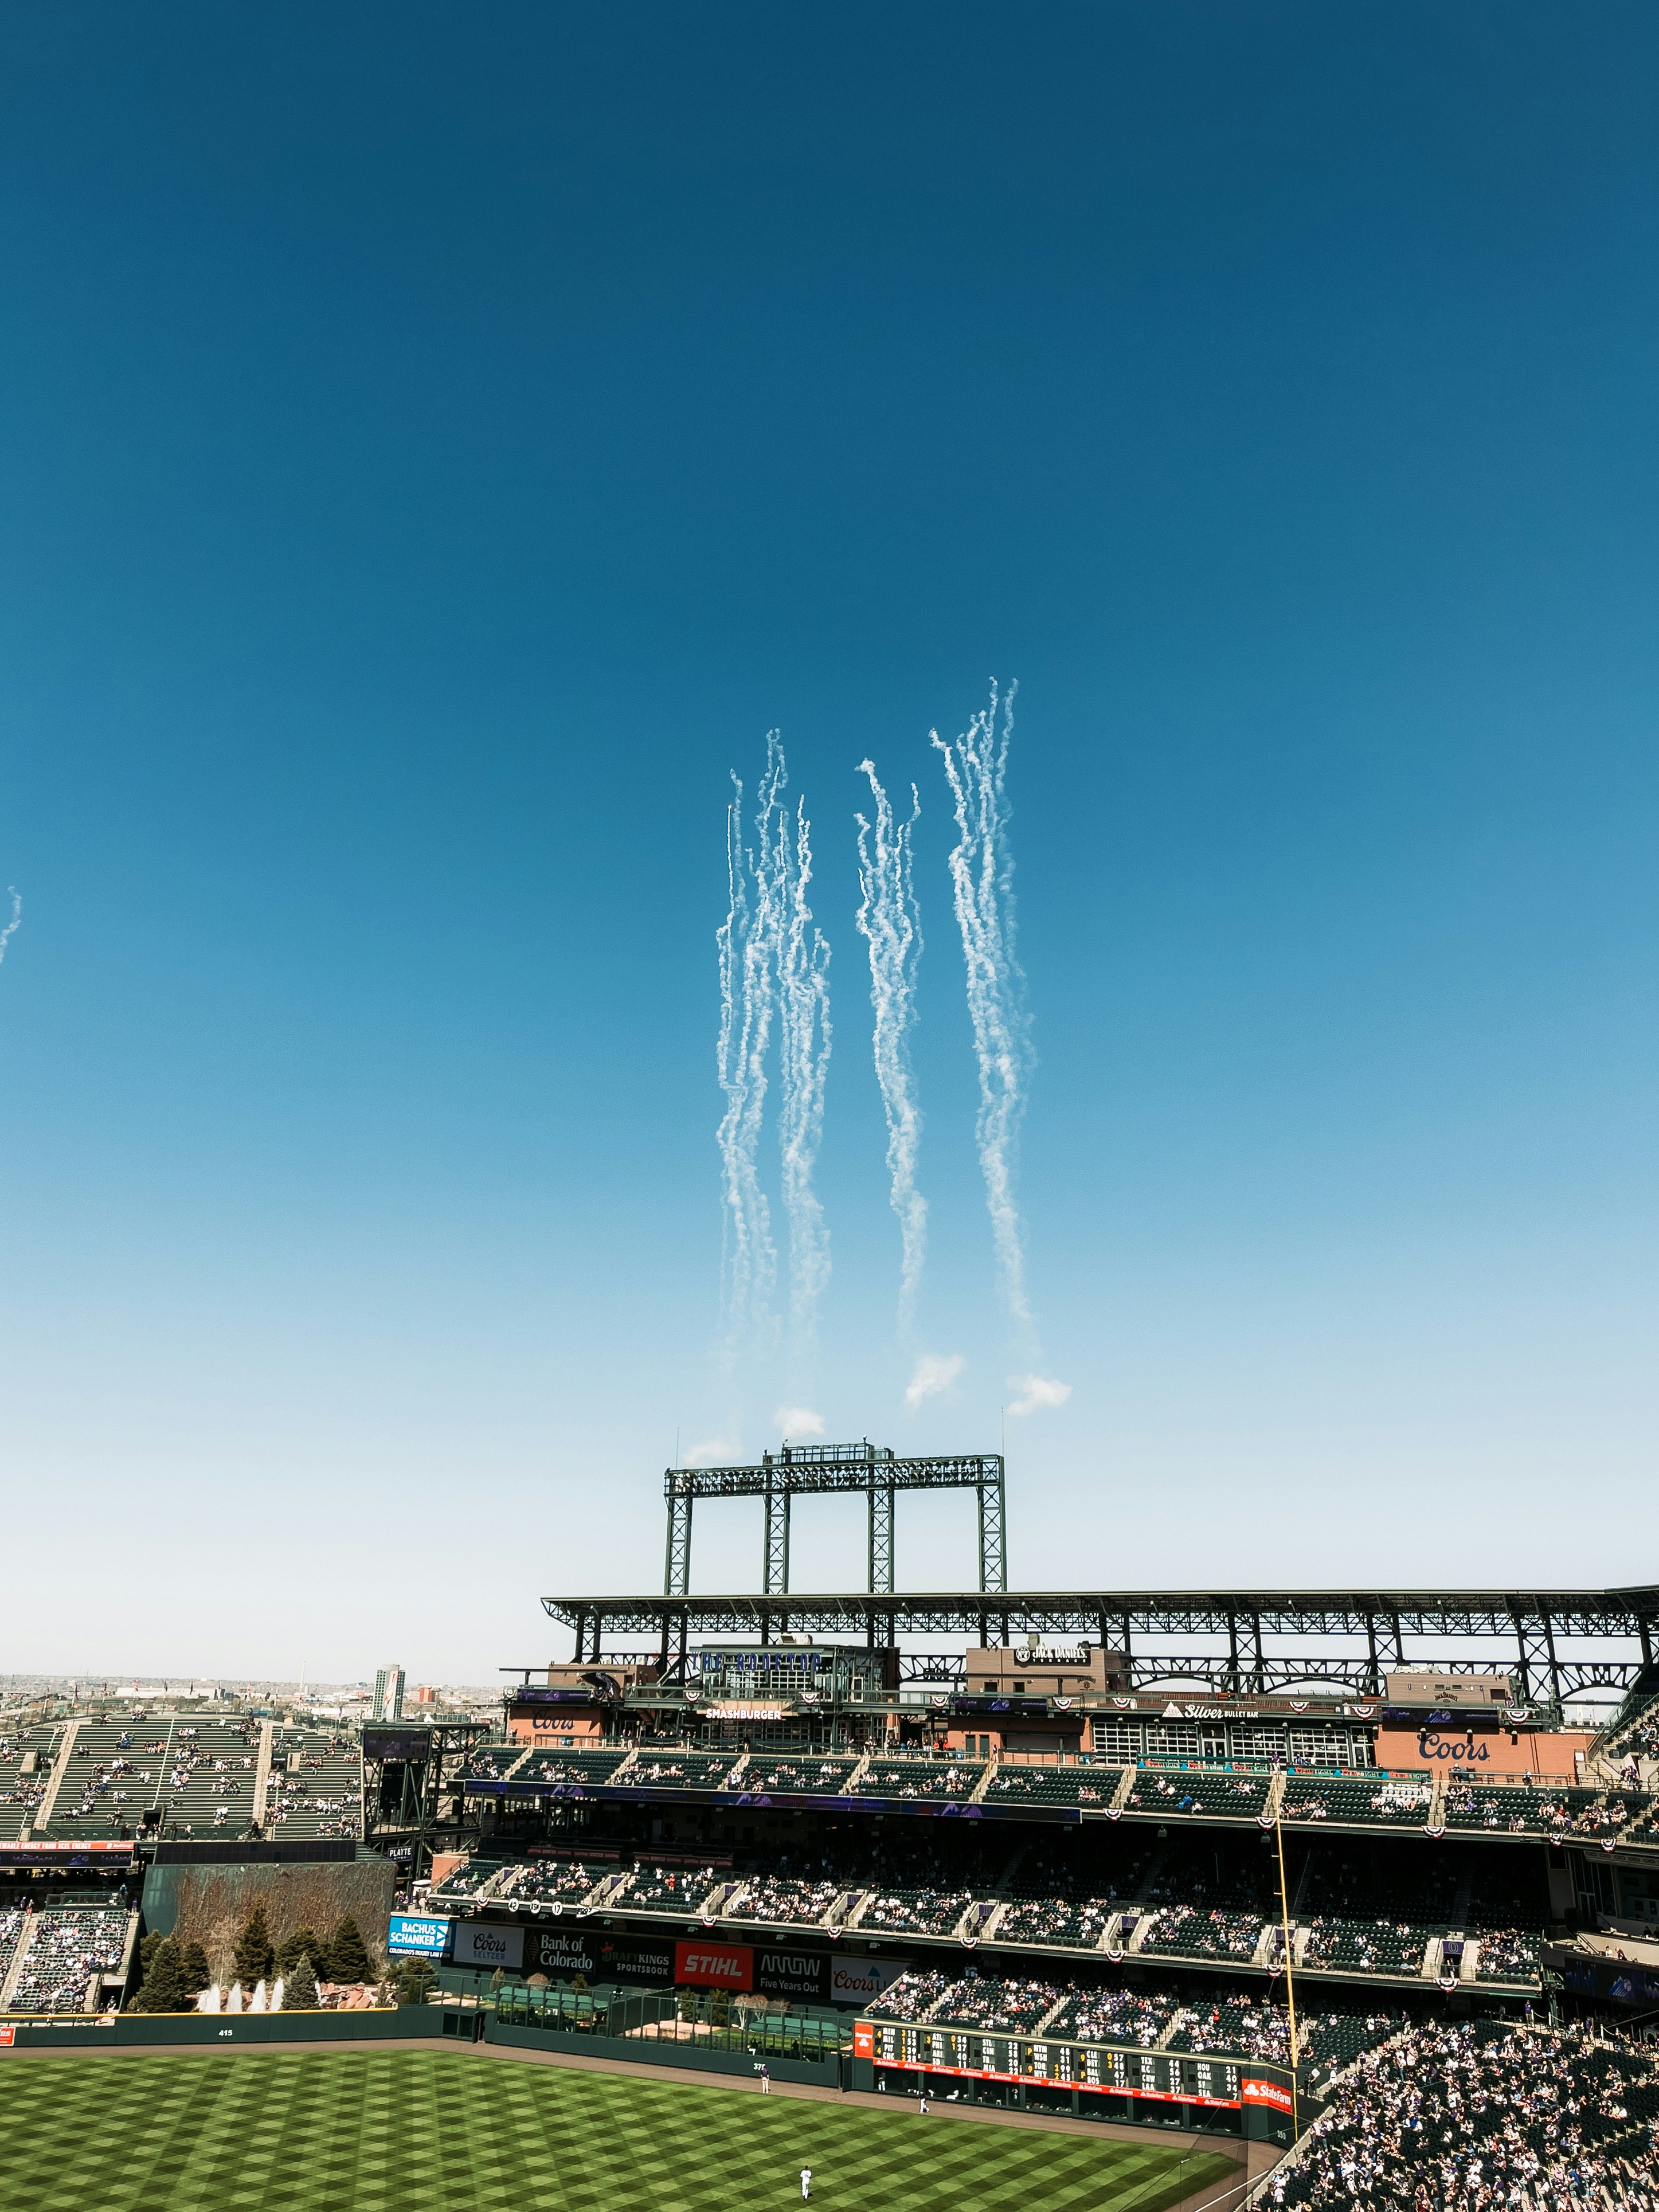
[0,2050,1235,2212]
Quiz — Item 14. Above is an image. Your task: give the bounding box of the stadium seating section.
[6,1906,131,2014]
[928,1970,1067,2033]
[738,1756,860,1795]
[262,1725,361,1840]
[627,1753,741,1787]
[1124,1772,1270,1819]
[461,1746,529,1780]
[1281,1778,1431,1827]
[494,1858,612,1908]
[619,1862,719,1912]
[859,1885,977,1936]
[510,1749,630,1786]
[866,1967,953,2022]
[1139,1906,1264,1962]
[1301,1916,1429,1976]
[1269,2021,1659,2211]
[0,1712,365,1844]
[982,1764,1122,1808]
[1046,1986,1180,2047]
[852,1759,986,1801]
[726,1866,847,1926]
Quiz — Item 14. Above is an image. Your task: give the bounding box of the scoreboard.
[854,2021,1247,2109]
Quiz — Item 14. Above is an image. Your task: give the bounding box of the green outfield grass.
[0,2049,1236,2212]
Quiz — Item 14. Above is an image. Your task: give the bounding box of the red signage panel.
[674,1940,754,1991]
[1242,2078,1294,2111]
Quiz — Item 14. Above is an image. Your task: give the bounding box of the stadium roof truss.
[539,1584,1659,1707]
[662,1443,1006,1598]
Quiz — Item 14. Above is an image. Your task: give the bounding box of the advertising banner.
[1374,1726,1592,1779]
[387,1914,452,1958]
[675,1940,754,1991]
[452,1921,525,1971]
[1242,2078,1295,2112]
[753,1947,829,2002]
[829,1953,909,2006]
[528,1929,676,1987]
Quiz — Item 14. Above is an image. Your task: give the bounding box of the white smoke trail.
[715,766,778,1359]
[854,762,926,1330]
[771,773,832,1361]
[0,890,18,965]
[932,680,1034,1328]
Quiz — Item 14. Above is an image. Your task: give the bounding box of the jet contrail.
[932,681,1034,1328]
[0,889,19,966]
[715,764,779,1359]
[855,762,926,1330]
[770,774,832,1361]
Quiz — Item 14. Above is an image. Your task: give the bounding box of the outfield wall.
[486,2018,843,2087]
[0,2006,448,2050]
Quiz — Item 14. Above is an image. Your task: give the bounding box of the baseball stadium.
[2,1443,1658,2209]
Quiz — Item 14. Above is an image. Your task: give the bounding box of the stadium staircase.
[1109,1767,1136,1814]
[608,1748,641,1781]
[1262,1771,1286,1821]
[32,1720,81,1832]
[251,1720,275,1812]
[843,1751,875,1792]
[968,1757,1000,1804]
[0,1916,37,2009]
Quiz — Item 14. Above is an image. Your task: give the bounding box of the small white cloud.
[775,1405,825,1438]
[685,1431,738,1467]
[905,1353,966,1411]
[1006,1373,1072,1418]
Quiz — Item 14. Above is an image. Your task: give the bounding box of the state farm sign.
[675,1940,753,1991]
[1242,2078,1294,2112]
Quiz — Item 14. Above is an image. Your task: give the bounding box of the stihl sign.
[675,1940,753,1990]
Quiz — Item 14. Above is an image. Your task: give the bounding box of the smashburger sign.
[675,1940,753,1991]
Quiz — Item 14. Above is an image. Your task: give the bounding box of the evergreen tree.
[284,1953,319,2009]
[134,1938,186,2013]
[393,1957,435,2006]
[327,1914,370,1985]
[178,1941,212,1996]
[233,1902,274,1987]
[274,1924,323,1977]
[130,1930,166,2006]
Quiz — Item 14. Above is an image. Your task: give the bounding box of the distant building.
[373,1665,405,1722]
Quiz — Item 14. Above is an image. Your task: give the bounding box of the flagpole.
[1274,1796,1301,2141]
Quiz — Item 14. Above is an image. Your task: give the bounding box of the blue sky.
[2,4,1655,1682]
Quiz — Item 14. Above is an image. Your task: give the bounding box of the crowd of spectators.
[622,1863,718,1910]
[494,1859,607,1908]
[854,1761,981,1800]
[1141,1906,1264,1961]
[928,1971,1065,2033]
[1047,1986,1177,2047]
[727,1862,844,1927]
[741,1757,857,1795]
[7,1906,130,2014]
[866,1968,952,2022]
[859,1884,977,1936]
[1265,2020,1659,2211]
